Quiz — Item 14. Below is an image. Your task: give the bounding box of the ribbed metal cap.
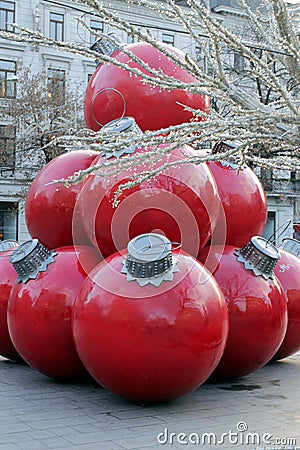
[234,236,281,280]
[90,33,122,56]
[100,117,143,159]
[212,141,238,169]
[9,239,57,283]
[0,240,18,253]
[101,117,141,134]
[121,233,180,286]
[280,238,300,258]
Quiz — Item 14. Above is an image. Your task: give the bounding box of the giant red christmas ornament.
[72,233,229,403]
[84,41,209,132]
[272,238,300,360]
[0,240,21,360]
[199,237,288,380]
[204,143,267,247]
[8,240,101,379]
[25,150,99,249]
[78,118,221,259]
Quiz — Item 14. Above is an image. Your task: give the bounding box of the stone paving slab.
[0,353,299,450]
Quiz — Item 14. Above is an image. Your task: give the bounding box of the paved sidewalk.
[0,352,299,450]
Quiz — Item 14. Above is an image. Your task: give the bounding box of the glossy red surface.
[84,42,209,132]
[8,245,101,379]
[25,150,99,249]
[198,245,288,380]
[78,145,221,259]
[273,249,300,360]
[0,248,20,360]
[72,250,229,403]
[207,162,267,247]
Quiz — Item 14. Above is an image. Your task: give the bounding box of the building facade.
[0,0,298,244]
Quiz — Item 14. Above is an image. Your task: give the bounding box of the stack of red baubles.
[1,41,299,404]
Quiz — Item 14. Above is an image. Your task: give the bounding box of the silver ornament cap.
[9,239,57,283]
[234,236,281,280]
[100,117,143,159]
[212,141,238,169]
[101,117,141,135]
[279,238,300,258]
[0,239,18,253]
[121,233,180,287]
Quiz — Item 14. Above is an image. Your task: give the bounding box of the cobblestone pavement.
[0,352,299,450]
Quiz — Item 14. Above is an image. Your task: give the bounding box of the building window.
[47,68,65,98]
[196,46,208,72]
[263,211,276,242]
[90,19,103,45]
[162,33,174,46]
[0,125,15,168]
[50,12,64,41]
[291,171,300,192]
[0,60,16,98]
[127,32,139,44]
[233,52,250,73]
[0,1,15,31]
[0,201,18,241]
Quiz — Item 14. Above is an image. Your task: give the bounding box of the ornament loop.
[76,13,90,45]
[134,241,182,257]
[91,87,126,128]
[266,219,292,247]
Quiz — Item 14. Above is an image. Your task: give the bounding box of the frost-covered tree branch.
[0,0,299,183]
[0,68,85,177]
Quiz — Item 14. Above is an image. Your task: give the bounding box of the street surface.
[0,352,299,449]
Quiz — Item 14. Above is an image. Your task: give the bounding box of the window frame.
[233,52,250,73]
[262,211,276,242]
[0,201,18,241]
[0,59,16,98]
[162,33,175,46]
[0,124,16,169]
[50,11,64,41]
[0,0,15,32]
[47,68,66,98]
[127,31,139,44]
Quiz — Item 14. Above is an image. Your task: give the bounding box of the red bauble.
[25,150,99,249]
[72,240,229,403]
[199,244,288,380]
[273,248,300,360]
[84,42,209,132]
[207,162,267,247]
[78,145,220,259]
[8,244,101,379]
[0,242,20,360]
